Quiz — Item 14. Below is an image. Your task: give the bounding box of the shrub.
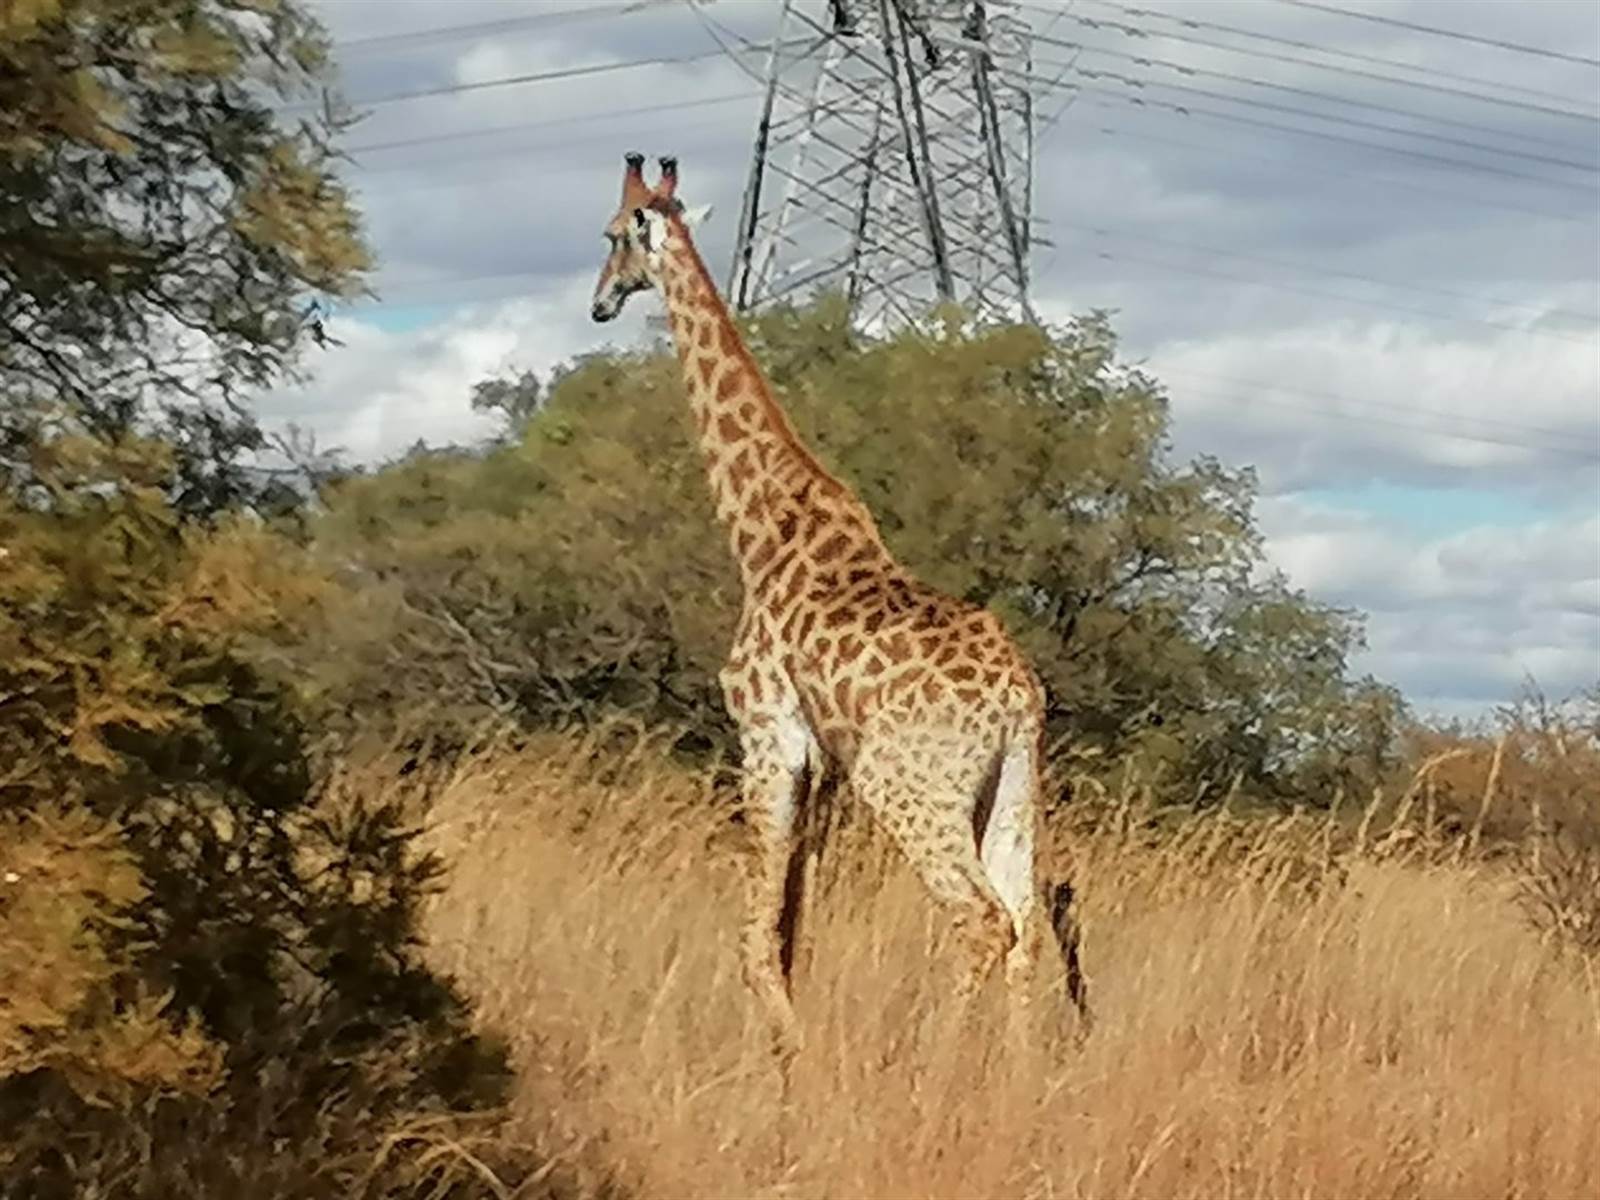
[0,435,533,1197]
[1403,687,1600,954]
[310,300,1403,806]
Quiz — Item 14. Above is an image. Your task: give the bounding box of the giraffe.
[589,152,1089,1058]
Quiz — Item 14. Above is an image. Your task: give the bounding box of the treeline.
[310,300,1405,808]
[1,1,530,1194]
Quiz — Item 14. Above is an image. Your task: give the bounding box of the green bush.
[0,3,571,1191]
[0,436,528,1197]
[311,299,1403,805]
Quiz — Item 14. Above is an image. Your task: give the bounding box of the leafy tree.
[0,434,527,1196]
[0,6,543,1193]
[471,367,545,441]
[312,298,1404,804]
[0,0,369,516]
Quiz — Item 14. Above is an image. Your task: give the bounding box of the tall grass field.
[367,726,1600,1200]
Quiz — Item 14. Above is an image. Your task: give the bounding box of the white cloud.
[1259,496,1600,714]
[1140,319,1600,497]
[261,272,625,462]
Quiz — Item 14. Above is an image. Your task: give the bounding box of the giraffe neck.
[653,216,885,593]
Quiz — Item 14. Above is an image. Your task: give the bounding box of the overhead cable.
[1006,0,1600,120]
[337,1,673,52]
[1273,0,1600,69]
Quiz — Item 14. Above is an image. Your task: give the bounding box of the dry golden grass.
[402,731,1600,1200]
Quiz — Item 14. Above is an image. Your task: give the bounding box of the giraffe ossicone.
[588,151,1091,1057]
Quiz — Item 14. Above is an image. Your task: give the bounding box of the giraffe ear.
[681,204,714,229]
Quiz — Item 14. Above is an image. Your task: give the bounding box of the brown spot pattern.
[728,448,756,493]
[716,368,744,403]
[823,606,855,629]
[812,532,849,564]
[780,561,810,607]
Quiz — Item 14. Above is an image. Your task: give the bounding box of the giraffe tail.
[1048,878,1093,1036]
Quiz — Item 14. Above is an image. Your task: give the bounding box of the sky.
[267,0,1600,723]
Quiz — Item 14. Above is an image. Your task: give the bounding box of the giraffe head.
[590,152,708,323]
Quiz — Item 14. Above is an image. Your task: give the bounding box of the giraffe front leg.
[732,711,814,1065]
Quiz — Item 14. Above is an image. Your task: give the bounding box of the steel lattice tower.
[727,0,1038,329]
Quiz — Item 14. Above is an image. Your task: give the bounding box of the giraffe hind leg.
[849,737,1016,1011]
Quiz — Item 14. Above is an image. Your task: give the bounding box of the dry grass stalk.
[395,732,1600,1200]
[1465,733,1508,860]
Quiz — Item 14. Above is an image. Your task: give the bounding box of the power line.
[356,47,722,107]
[1050,219,1599,325]
[348,38,802,109]
[1149,363,1587,442]
[335,11,1595,192]
[317,9,1596,354]
[340,71,1592,228]
[1085,243,1596,344]
[1034,55,1600,176]
[1079,0,1599,110]
[316,18,1597,304]
[1155,368,1600,460]
[975,30,1600,198]
[683,0,790,87]
[1032,0,1090,141]
[1024,30,1596,158]
[1053,84,1600,199]
[347,92,756,158]
[337,0,672,53]
[344,109,744,199]
[1273,0,1600,69]
[1012,0,1600,121]
[1083,121,1593,225]
[1172,380,1600,460]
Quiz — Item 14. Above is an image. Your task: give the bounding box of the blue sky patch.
[1295,481,1561,538]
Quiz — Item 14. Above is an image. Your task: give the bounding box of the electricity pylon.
[727,0,1040,328]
